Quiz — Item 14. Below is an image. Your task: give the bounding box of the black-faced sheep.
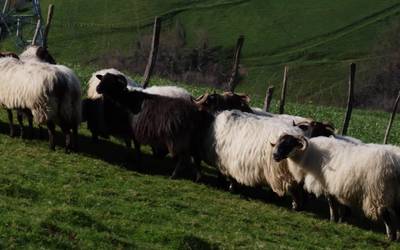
[198,109,308,209]
[272,134,400,240]
[83,69,192,158]
[95,73,212,179]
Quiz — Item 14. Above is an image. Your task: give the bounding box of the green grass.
[0,67,400,248]
[2,0,400,104]
[2,1,400,248]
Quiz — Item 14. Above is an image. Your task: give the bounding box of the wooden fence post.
[263,86,274,112]
[341,63,356,136]
[43,4,54,48]
[383,90,400,144]
[279,66,289,114]
[31,19,41,45]
[142,16,161,89]
[227,35,244,92]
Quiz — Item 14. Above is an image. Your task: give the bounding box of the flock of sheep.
[1,45,400,241]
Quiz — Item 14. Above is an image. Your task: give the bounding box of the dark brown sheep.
[96,73,213,179]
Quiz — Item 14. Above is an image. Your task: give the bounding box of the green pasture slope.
[1,69,400,248]
[3,0,400,248]
[4,0,400,105]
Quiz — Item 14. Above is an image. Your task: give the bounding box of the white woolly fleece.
[203,110,305,196]
[0,57,81,125]
[288,136,400,220]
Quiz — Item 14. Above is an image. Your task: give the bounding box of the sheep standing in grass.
[0,56,81,152]
[4,46,58,138]
[198,110,308,209]
[83,69,191,158]
[272,134,400,240]
[95,73,212,179]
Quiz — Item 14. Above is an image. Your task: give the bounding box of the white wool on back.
[0,58,81,124]
[141,86,191,101]
[303,135,362,197]
[203,110,304,196]
[251,107,312,124]
[87,68,191,101]
[289,136,400,220]
[87,68,140,99]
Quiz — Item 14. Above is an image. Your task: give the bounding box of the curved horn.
[193,93,209,104]
[299,136,309,151]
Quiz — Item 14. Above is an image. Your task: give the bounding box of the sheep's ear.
[96,75,103,81]
[297,136,308,151]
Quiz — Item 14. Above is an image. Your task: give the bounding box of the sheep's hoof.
[387,232,396,241]
[194,172,202,183]
[170,173,179,180]
[292,201,303,211]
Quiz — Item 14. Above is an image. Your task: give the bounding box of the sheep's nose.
[273,153,282,162]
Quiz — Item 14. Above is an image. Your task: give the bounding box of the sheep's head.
[193,91,252,113]
[96,73,128,97]
[19,45,56,64]
[35,46,56,64]
[293,120,335,138]
[271,134,308,162]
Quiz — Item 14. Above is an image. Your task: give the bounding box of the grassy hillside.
[0,67,400,247]
[2,0,400,105]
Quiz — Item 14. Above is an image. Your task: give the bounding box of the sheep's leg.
[133,138,142,169]
[60,125,72,154]
[337,204,350,223]
[379,207,397,241]
[192,155,203,182]
[170,155,190,180]
[327,195,339,222]
[27,113,34,139]
[289,183,306,211]
[72,125,78,152]
[38,125,45,139]
[151,146,168,159]
[7,109,14,137]
[47,121,56,151]
[17,111,25,139]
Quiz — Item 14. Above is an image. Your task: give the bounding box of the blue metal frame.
[0,0,44,48]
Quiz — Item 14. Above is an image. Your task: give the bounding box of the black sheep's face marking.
[271,134,307,162]
[36,46,56,64]
[96,73,128,97]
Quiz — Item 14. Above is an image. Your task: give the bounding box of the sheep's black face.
[272,134,305,162]
[36,47,56,64]
[96,73,128,97]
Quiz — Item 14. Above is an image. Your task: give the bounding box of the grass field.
[2,0,400,248]
[0,66,400,248]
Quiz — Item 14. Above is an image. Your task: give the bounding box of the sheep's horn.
[193,93,209,104]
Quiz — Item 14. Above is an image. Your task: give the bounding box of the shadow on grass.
[0,120,388,238]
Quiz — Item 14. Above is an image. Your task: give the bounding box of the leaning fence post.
[227,35,245,92]
[383,90,400,144]
[31,19,41,45]
[279,66,289,114]
[341,63,356,136]
[43,4,54,48]
[142,16,161,89]
[263,86,274,112]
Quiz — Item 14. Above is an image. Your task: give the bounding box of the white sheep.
[0,57,81,151]
[272,134,400,240]
[200,110,307,209]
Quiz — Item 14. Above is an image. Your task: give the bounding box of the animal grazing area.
[2,0,400,249]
